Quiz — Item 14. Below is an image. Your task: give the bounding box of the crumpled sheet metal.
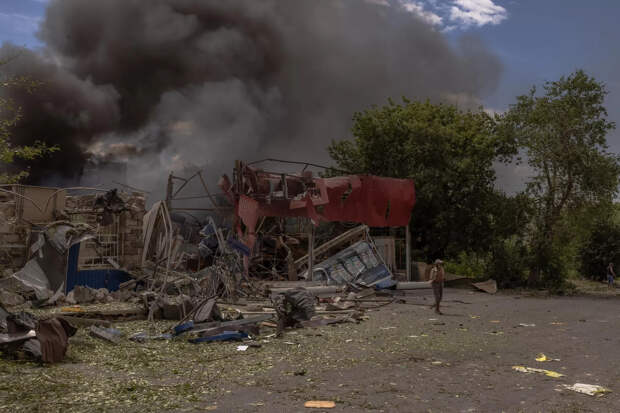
[12,259,52,300]
[244,175,416,227]
[11,222,96,298]
[307,240,393,287]
[42,221,96,254]
[227,171,415,249]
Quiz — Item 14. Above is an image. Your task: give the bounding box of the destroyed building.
[0,159,501,369]
[0,185,146,294]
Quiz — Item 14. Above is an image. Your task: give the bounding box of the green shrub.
[580,221,620,280]
[444,251,489,280]
[486,237,530,288]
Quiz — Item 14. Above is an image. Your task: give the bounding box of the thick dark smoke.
[0,0,502,193]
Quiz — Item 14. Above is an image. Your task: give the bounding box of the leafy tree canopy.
[0,55,57,184]
[499,70,620,286]
[328,98,517,258]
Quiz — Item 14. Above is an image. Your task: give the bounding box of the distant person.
[607,262,616,289]
[429,259,445,314]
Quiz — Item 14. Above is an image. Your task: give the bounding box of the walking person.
[607,262,616,289]
[429,259,445,314]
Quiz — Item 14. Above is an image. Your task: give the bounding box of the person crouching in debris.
[272,287,316,337]
[429,259,445,315]
[607,262,616,289]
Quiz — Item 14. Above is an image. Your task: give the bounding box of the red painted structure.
[220,162,416,250]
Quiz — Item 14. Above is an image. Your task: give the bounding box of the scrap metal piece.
[89,326,122,345]
[473,279,498,294]
[304,240,394,288]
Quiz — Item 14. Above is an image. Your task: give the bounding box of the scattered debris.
[473,279,498,294]
[89,326,122,345]
[303,239,396,289]
[512,365,564,378]
[129,332,173,343]
[189,331,249,344]
[0,169,422,364]
[561,383,611,396]
[0,304,76,363]
[272,287,316,337]
[0,290,25,307]
[536,353,560,362]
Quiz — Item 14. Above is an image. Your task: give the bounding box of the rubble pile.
[0,162,494,364]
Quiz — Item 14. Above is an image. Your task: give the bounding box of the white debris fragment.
[561,383,611,396]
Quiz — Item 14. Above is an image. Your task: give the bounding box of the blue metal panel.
[65,243,132,292]
[66,268,132,293]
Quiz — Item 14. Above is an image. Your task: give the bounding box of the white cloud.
[449,0,507,27]
[391,0,507,30]
[401,1,443,26]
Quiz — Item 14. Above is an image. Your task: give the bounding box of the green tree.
[579,204,620,280]
[328,99,516,259]
[0,56,56,184]
[500,70,620,287]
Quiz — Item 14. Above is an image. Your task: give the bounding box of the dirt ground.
[1,288,620,412]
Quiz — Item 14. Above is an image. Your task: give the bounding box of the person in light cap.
[429,259,445,314]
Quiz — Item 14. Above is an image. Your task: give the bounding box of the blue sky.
[0,0,46,47]
[1,0,620,158]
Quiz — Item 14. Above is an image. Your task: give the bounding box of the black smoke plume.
[0,0,502,190]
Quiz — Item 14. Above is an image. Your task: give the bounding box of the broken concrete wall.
[65,191,146,270]
[0,187,146,275]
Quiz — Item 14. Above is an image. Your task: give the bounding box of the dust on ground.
[1,289,619,412]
